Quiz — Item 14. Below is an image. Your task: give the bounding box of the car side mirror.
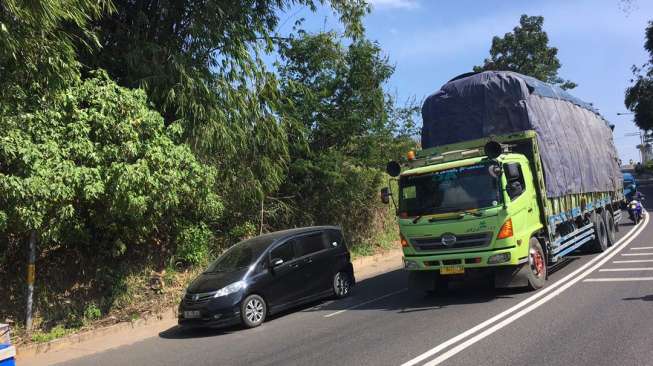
[380,187,391,204]
[271,258,284,267]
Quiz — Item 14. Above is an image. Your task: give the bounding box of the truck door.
[504,162,534,243]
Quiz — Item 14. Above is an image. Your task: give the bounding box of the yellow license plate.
[440,265,465,275]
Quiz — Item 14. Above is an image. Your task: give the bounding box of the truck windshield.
[399,163,501,216]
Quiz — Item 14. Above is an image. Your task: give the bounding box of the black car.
[178,226,354,328]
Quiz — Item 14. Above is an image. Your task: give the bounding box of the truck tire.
[590,212,609,252]
[527,237,546,290]
[604,210,616,246]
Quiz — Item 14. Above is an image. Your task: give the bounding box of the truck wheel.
[604,211,616,246]
[527,238,546,290]
[590,212,609,252]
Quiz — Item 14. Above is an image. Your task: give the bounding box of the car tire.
[526,237,546,291]
[333,271,352,299]
[240,294,266,328]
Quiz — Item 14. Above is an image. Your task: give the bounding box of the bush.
[0,71,223,328]
[175,224,214,266]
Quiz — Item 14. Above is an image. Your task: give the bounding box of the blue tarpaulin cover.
[421,71,623,198]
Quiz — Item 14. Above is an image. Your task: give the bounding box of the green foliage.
[474,15,576,90]
[0,0,112,107]
[76,0,370,212]
[30,324,75,343]
[175,224,214,266]
[274,32,418,244]
[83,304,102,323]
[0,71,223,325]
[625,21,653,131]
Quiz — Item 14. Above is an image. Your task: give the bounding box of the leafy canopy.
[474,15,576,90]
[625,21,653,131]
[273,32,418,243]
[0,71,222,262]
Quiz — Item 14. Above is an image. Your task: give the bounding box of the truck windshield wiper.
[460,210,483,217]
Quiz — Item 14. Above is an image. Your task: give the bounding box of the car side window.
[294,233,327,257]
[270,241,294,263]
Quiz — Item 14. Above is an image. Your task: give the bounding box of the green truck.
[381,71,623,291]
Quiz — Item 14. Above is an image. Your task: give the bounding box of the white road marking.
[584,277,653,282]
[402,212,648,366]
[621,253,653,256]
[323,288,408,318]
[613,259,653,263]
[630,246,653,250]
[599,267,653,272]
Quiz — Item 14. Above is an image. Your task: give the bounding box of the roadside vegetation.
[0,0,416,343]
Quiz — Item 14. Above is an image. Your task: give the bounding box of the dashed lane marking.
[323,288,408,318]
[583,277,653,282]
[621,253,653,256]
[613,259,653,263]
[630,246,653,250]
[599,267,653,272]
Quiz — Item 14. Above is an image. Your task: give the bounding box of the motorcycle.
[628,199,644,225]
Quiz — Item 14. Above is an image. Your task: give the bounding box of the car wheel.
[526,237,546,290]
[333,271,352,298]
[240,294,266,328]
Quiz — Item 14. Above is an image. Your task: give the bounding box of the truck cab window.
[504,163,525,200]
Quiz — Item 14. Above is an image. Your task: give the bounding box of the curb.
[17,247,404,359]
[16,308,177,359]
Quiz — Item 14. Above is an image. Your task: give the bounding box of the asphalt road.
[57,186,653,366]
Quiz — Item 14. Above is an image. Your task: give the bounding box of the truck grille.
[411,232,492,251]
[183,291,216,305]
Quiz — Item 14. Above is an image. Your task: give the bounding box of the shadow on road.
[623,295,653,302]
[159,324,241,340]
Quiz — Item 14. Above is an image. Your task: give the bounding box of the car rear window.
[295,232,328,257]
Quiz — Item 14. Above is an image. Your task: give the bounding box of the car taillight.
[400,233,409,247]
[497,218,513,239]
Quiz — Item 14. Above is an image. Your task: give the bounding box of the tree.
[0,71,222,330]
[75,1,369,207]
[625,20,653,131]
[474,15,576,90]
[273,32,418,243]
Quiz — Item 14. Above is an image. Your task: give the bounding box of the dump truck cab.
[391,144,545,290]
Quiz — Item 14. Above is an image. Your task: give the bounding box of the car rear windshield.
[205,236,272,272]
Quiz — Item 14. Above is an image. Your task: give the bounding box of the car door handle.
[290,263,301,269]
[304,258,313,264]
[528,207,533,212]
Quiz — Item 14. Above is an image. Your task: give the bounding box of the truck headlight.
[487,252,511,264]
[404,259,419,269]
[213,281,247,298]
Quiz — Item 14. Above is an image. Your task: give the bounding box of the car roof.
[241,226,341,251]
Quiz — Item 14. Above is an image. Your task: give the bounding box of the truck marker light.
[407,150,416,160]
[400,233,409,247]
[497,218,513,239]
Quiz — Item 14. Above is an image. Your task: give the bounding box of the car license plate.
[183,310,201,319]
[440,265,465,275]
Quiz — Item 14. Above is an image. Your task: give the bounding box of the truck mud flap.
[494,263,530,288]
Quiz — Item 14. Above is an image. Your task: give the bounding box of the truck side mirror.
[386,161,401,177]
[380,187,391,204]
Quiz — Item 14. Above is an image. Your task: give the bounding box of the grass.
[30,325,77,343]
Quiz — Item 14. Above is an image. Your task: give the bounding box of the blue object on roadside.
[0,344,16,366]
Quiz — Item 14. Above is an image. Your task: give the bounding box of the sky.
[273,0,653,163]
